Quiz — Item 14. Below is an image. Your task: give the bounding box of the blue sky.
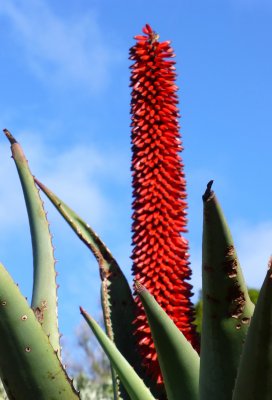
[0,0,272,361]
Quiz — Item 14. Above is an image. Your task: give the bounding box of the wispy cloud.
[0,131,131,344]
[0,131,127,233]
[0,0,121,92]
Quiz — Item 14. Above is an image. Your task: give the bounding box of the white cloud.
[0,130,126,233]
[0,139,25,227]
[0,0,121,92]
[0,130,131,344]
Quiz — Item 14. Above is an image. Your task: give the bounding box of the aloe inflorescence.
[130,23,199,386]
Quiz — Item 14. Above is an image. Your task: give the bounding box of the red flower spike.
[130,24,200,393]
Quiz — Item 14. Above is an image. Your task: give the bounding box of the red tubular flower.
[130,24,199,389]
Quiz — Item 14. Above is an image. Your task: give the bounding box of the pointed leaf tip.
[3,128,17,144]
[81,307,156,400]
[202,180,214,201]
[80,307,93,323]
[79,306,86,315]
[200,187,254,400]
[135,280,147,293]
[7,135,60,355]
[137,285,199,400]
[34,177,45,189]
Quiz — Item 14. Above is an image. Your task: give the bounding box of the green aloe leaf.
[34,178,143,399]
[135,281,199,400]
[0,263,79,399]
[4,129,60,356]
[200,181,255,400]
[232,260,272,400]
[80,307,156,400]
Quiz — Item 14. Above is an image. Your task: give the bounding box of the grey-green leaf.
[136,282,199,400]
[80,307,156,400]
[4,129,60,356]
[34,178,147,399]
[200,181,254,400]
[0,263,79,400]
[232,260,272,400]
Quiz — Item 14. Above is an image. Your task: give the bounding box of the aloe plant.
[0,130,79,399]
[4,129,60,356]
[0,23,271,400]
[0,263,78,400]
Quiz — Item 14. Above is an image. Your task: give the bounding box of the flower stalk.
[130,24,199,386]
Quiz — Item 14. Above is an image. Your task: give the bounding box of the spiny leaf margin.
[0,262,79,400]
[80,306,156,400]
[4,129,60,356]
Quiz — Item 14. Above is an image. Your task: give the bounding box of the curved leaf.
[4,129,60,355]
[80,307,156,400]
[200,181,254,400]
[233,260,272,400]
[136,282,199,400]
[34,178,144,399]
[0,263,79,400]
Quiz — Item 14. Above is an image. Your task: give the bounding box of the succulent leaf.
[80,307,156,400]
[0,263,79,399]
[232,259,272,400]
[136,281,199,400]
[34,178,143,399]
[200,181,255,400]
[4,129,60,356]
